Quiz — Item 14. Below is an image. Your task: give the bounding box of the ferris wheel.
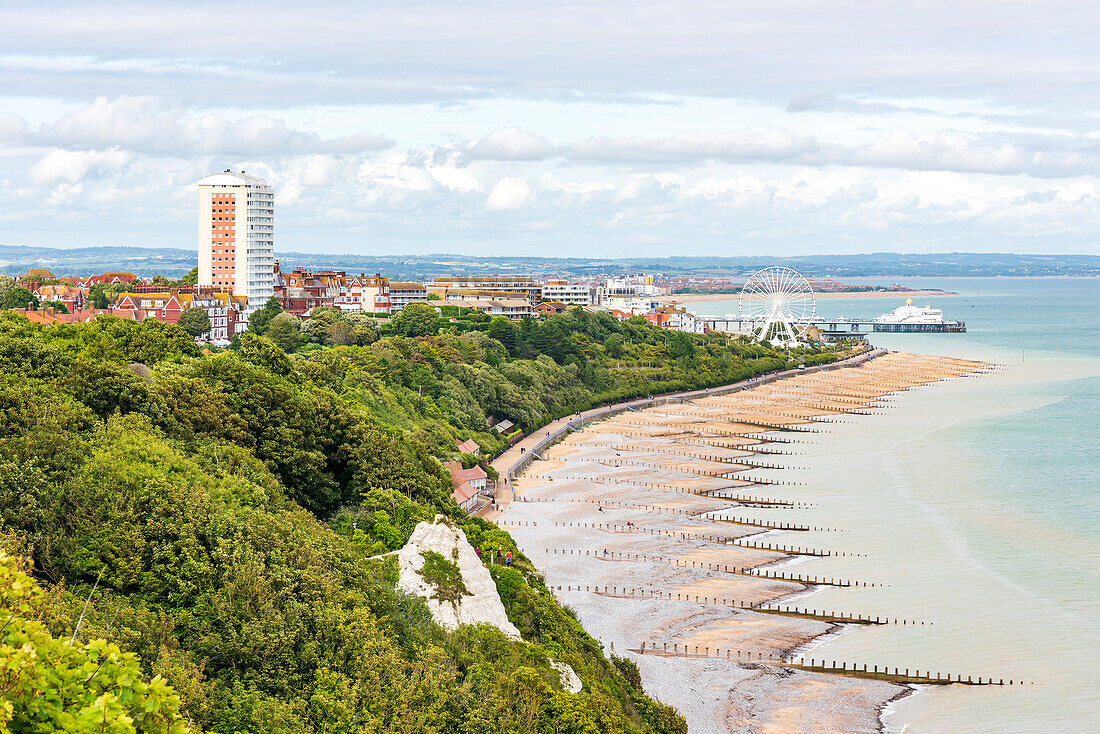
[738,267,816,345]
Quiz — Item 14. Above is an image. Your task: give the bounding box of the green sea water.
[684,278,1100,733]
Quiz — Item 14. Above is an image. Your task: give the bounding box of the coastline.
[656,289,954,305]
[496,352,989,733]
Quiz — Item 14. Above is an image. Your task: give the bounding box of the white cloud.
[300,155,339,186]
[0,111,26,141]
[568,126,819,164]
[465,127,554,161]
[485,177,536,210]
[29,148,132,185]
[34,95,392,156]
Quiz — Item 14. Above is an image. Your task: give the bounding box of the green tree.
[88,283,110,309]
[0,275,16,303]
[247,296,283,335]
[177,266,199,286]
[41,300,70,314]
[391,302,439,337]
[265,312,302,351]
[176,307,211,338]
[0,553,191,733]
[603,332,625,358]
[0,286,38,310]
[237,332,294,376]
[487,317,518,356]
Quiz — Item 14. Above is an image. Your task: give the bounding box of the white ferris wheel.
[738,267,816,345]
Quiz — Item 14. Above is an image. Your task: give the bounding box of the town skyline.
[2,1,1099,257]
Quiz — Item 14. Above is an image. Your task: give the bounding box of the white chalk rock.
[397,516,522,639]
[551,660,583,693]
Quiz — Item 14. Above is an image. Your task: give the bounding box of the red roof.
[451,481,478,505]
[443,460,486,491]
[456,439,480,454]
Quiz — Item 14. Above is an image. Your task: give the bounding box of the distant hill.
[2,245,1097,279]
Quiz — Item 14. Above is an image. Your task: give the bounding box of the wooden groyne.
[626,644,1021,686]
[550,583,924,625]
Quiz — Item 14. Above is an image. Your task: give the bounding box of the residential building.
[456,438,480,455]
[646,306,706,334]
[273,263,337,315]
[389,282,427,311]
[334,273,390,314]
[432,276,541,301]
[80,272,141,287]
[601,278,659,315]
[4,305,114,326]
[22,268,55,280]
[197,170,275,316]
[272,263,391,316]
[443,460,488,513]
[113,288,247,343]
[430,286,528,303]
[447,298,533,319]
[533,301,568,316]
[540,280,597,305]
[32,284,86,312]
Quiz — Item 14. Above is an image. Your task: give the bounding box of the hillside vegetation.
[0,306,845,732]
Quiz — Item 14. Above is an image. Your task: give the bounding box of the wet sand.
[499,352,990,733]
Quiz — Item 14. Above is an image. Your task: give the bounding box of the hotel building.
[197,170,275,315]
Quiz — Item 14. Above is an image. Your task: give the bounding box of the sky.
[1,1,1098,258]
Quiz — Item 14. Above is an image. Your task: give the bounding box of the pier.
[701,315,966,338]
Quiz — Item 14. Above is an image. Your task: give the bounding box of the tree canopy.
[176,307,210,338]
[0,303,850,734]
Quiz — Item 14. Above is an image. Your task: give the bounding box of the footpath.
[481,347,885,521]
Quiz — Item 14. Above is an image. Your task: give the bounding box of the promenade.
[484,347,885,522]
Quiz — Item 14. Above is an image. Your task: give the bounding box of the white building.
[389,282,428,311]
[198,170,275,316]
[541,280,597,305]
[601,278,658,315]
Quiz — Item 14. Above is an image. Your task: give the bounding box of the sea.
[682,278,1100,733]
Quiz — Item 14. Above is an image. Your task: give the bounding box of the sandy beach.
[657,290,954,305]
[498,352,990,733]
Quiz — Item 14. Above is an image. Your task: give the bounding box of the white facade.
[389,283,428,311]
[603,294,659,315]
[198,171,275,315]
[541,281,594,305]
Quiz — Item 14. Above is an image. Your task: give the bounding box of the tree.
[603,332,625,358]
[41,300,70,314]
[237,332,293,375]
[0,275,16,304]
[88,283,110,309]
[391,302,439,337]
[0,286,38,310]
[177,266,199,286]
[265,312,303,351]
[487,317,518,356]
[176,307,211,338]
[247,296,283,335]
[0,553,191,733]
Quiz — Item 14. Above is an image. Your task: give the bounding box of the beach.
[497,352,991,733]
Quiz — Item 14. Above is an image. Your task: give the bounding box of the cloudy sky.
[1,1,1098,256]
